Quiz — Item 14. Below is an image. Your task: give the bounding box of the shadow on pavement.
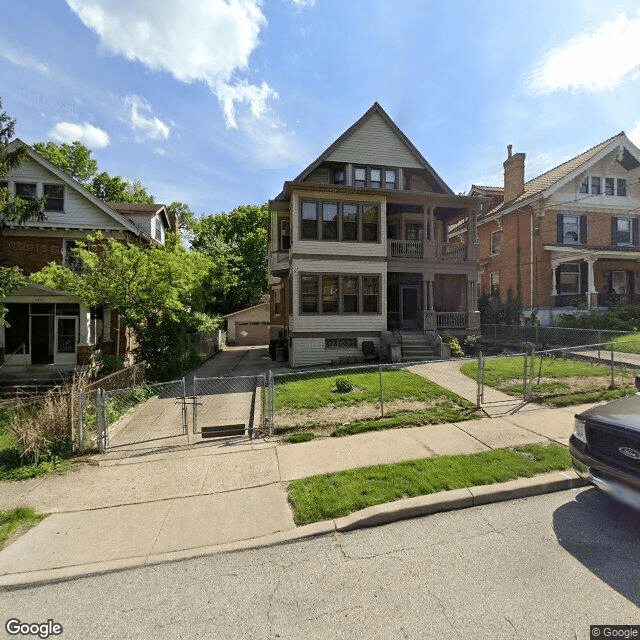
[553,487,640,607]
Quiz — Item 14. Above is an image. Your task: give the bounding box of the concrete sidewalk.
[0,396,591,587]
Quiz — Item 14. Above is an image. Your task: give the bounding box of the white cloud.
[0,42,49,75]
[66,0,276,128]
[527,13,640,95]
[287,0,315,6]
[125,94,171,141]
[629,121,640,147]
[49,121,110,148]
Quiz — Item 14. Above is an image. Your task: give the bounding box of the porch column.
[468,206,478,245]
[428,280,434,310]
[587,257,597,309]
[551,261,558,297]
[423,205,429,242]
[429,207,435,243]
[79,304,91,344]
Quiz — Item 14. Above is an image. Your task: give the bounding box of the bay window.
[300,274,381,314]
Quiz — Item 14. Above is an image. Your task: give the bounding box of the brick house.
[0,140,171,370]
[466,132,640,325]
[268,102,483,367]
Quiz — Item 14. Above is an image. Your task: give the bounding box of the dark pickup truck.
[570,376,640,508]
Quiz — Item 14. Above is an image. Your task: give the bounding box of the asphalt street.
[2,487,639,639]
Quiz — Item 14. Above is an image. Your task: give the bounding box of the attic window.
[15,182,36,201]
[370,168,381,188]
[354,167,366,187]
[332,168,346,185]
[44,184,64,211]
[591,177,600,195]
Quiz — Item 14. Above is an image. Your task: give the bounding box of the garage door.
[235,322,270,345]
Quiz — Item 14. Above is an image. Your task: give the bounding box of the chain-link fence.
[187,331,226,359]
[480,324,637,350]
[193,375,264,439]
[266,363,475,437]
[475,340,640,408]
[90,379,186,450]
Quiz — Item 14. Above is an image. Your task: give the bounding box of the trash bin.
[275,346,286,362]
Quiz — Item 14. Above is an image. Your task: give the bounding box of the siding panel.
[327,113,423,168]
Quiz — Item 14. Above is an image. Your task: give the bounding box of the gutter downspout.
[530,210,535,309]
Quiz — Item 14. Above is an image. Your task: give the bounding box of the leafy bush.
[335,378,354,393]
[442,333,464,357]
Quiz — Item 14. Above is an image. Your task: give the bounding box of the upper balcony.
[270,250,290,276]
[387,239,479,263]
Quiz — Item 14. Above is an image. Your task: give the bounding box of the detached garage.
[224,302,270,345]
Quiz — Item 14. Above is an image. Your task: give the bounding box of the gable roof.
[109,202,171,229]
[275,102,453,199]
[7,139,143,236]
[481,131,638,222]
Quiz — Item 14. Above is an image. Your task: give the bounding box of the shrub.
[442,333,464,357]
[335,378,354,393]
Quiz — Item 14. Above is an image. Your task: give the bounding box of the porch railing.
[388,240,477,261]
[423,311,469,330]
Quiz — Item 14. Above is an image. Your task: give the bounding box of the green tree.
[0,98,46,235]
[32,140,98,183]
[31,233,228,379]
[191,204,268,314]
[167,201,196,235]
[0,266,26,327]
[88,172,154,204]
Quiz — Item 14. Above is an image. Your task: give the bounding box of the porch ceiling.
[544,245,640,264]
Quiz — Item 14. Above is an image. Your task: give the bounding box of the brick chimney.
[503,144,526,203]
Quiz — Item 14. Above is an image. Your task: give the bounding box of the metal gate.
[193,374,266,439]
[97,379,187,450]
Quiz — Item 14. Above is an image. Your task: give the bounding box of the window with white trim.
[44,184,64,211]
[559,263,580,295]
[300,199,379,243]
[300,274,380,315]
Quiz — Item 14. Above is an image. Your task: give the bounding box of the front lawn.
[288,444,571,525]
[273,368,476,436]
[609,333,640,354]
[460,355,636,406]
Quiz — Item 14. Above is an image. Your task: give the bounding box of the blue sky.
[3,0,640,215]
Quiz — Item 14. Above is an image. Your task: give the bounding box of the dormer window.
[617,178,627,196]
[591,177,601,195]
[332,167,345,185]
[385,170,397,189]
[605,177,614,195]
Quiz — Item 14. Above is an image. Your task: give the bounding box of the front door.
[55,316,78,364]
[400,287,419,330]
[31,315,54,364]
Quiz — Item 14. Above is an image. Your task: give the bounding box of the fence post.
[96,389,104,451]
[268,371,275,436]
[379,364,384,417]
[78,388,84,451]
[476,351,484,409]
[610,349,615,389]
[181,377,188,433]
[523,352,529,402]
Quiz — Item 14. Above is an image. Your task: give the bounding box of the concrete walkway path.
[0,387,593,586]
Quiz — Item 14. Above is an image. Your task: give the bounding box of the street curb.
[0,470,586,590]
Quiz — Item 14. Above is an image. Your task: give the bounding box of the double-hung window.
[490,231,502,255]
[605,178,615,196]
[342,204,358,241]
[613,216,635,246]
[490,272,499,297]
[617,179,627,196]
[559,263,580,294]
[354,167,366,187]
[15,182,36,201]
[558,213,586,245]
[300,274,380,314]
[301,201,318,240]
[591,177,601,195]
[362,204,379,242]
[322,202,338,240]
[44,184,64,211]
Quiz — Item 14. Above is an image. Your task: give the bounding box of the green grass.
[288,444,570,525]
[331,404,476,437]
[283,432,316,444]
[460,356,614,387]
[0,408,72,482]
[460,355,635,406]
[0,507,45,544]
[275,369,471,411]
[609,333,640,354]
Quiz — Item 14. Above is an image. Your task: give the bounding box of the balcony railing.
[387,240,477,262]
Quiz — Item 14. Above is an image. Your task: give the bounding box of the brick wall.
[0,236,63,274]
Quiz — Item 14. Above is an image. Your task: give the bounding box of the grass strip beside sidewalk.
[288,444,570,525]
[0,508,45,549]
